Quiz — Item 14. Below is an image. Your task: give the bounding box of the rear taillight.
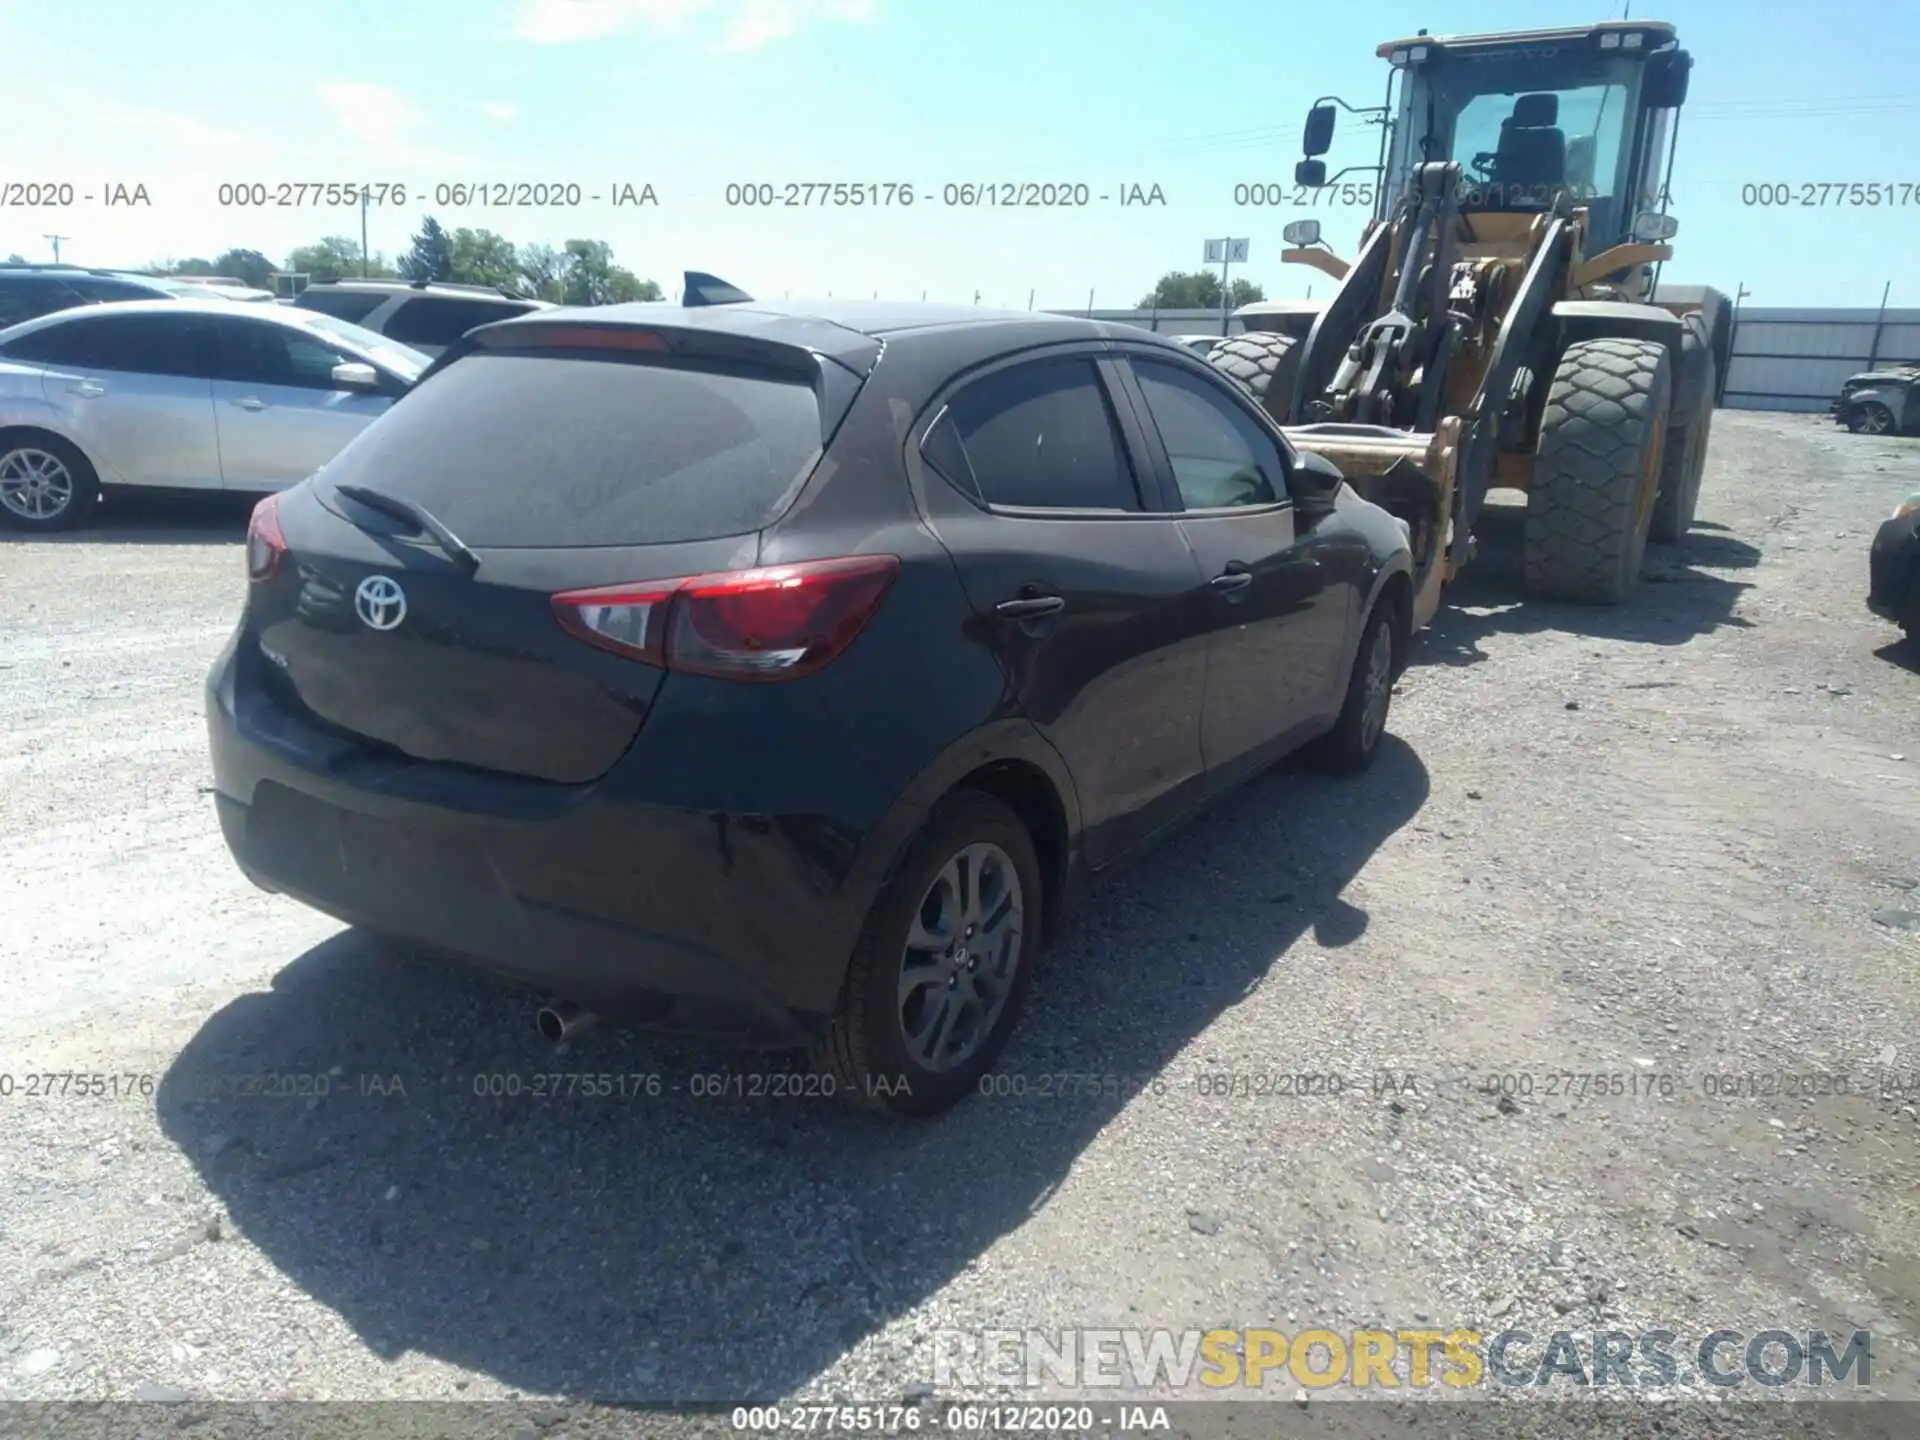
[247,495,287,582]
[552,555,900,681]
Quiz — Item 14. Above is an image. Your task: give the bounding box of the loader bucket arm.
[1290,219,1398,423]
[1452,215,1572,540]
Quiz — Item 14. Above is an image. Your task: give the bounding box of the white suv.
[292,280,552,356]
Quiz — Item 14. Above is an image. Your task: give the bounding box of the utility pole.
[44,234,68,263]
[1027,288,1034,311]
[1866,279,1892,370]
[359,191,370,277]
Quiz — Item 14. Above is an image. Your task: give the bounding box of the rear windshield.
[314,351,827,548]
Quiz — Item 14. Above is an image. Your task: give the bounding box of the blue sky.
[2,0,1915,309]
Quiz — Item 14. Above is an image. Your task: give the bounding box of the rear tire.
[1522,337,1674,604]
[0,432,99,532]
[811,791,1042,1118]
[1649,359,1715,543]
[1209,331,1302,424]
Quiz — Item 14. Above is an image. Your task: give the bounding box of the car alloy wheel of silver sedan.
[0,448,75,522]
[897,841,1026,1072]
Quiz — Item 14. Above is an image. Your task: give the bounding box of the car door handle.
[995,595,1066,619]
[231,396,267,411]
[1209,571,1254,593]
[69,380,107,399]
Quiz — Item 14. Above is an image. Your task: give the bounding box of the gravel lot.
[2,411,1917,1431]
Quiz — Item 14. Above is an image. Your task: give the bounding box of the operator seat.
[1493,92,1567,194]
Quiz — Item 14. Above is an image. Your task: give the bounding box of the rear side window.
[382,297,531,347]
[296,289,387,324]
[315,352,827,548]
[933,358,1140,511]
[0,313,206,377]
[0,277,85,327]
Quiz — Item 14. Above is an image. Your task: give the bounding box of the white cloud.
[514,0,713,43]
[512,0,874,49]
[479,101,519,120]
[314,80,476,168]
[317,80,424,148]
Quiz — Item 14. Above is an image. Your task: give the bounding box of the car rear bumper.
[1868,514,1920,624]
[205,631,900,1046]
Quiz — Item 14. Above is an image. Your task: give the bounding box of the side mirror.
[330,361,380,391]
[1303,103,1337,157]
[1290,448,1345,520]
[1644,48,1691,109]
[1631,211,1679,242]
[1282,219,1323,248]
[1294,159,1329,189]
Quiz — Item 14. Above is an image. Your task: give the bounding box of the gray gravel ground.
[1,413,1917,1435]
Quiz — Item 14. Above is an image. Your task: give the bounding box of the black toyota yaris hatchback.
[206,299,1415,1116]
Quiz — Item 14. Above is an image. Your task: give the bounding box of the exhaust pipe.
[536,1002,598,1044]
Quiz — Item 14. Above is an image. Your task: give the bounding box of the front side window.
[214,319,355,389]
[1131,360,1284,510]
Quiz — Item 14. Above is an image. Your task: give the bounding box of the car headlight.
[1893,494,1920,522]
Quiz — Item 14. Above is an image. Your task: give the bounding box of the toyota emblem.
[354,574,407,631]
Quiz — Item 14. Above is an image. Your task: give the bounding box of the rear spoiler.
[682,271,753,307]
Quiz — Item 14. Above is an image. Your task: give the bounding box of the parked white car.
[0,299,428,530]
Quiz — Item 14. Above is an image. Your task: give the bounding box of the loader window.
[1401,47,1643,241]
[1450,84,1629,214]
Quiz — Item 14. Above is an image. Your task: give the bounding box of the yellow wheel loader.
[1211,20,1730,630]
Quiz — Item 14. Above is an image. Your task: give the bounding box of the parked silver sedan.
[0,299,428,530]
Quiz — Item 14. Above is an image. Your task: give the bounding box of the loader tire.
[1522,337,1674,604]
[1649,354,1716,543]
[1209,331,1302,424]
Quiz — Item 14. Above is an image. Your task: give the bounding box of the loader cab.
[1301,22,1691,254]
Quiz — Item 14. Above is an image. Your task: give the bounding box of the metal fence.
[1721,306,1920,412]
[1045,300,1914,413]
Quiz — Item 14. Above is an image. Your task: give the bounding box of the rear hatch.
[245,315,876,784]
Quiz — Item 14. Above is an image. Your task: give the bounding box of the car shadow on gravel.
[154,738,1429,1402]
[1414,502,1760,668]
[1873,637,1920,673]
[0,490,255,545]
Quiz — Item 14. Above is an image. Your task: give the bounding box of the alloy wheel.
[896,841,1025,1073]
[0,448,74,522]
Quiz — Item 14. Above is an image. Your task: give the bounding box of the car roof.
[0,266,177,286]
[305,279,551,301]
[0,296,370,342]
[478,297,1167,364]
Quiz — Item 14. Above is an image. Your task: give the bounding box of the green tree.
[516,242,567,302]
[400,217,453,282]
[286,236,395,281]
[156,257,218,276]
[213,248,276,289]
[557,239,660,305]
[5,253,26,264]
[446,228,522,290]
[1137,271,1265,309]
